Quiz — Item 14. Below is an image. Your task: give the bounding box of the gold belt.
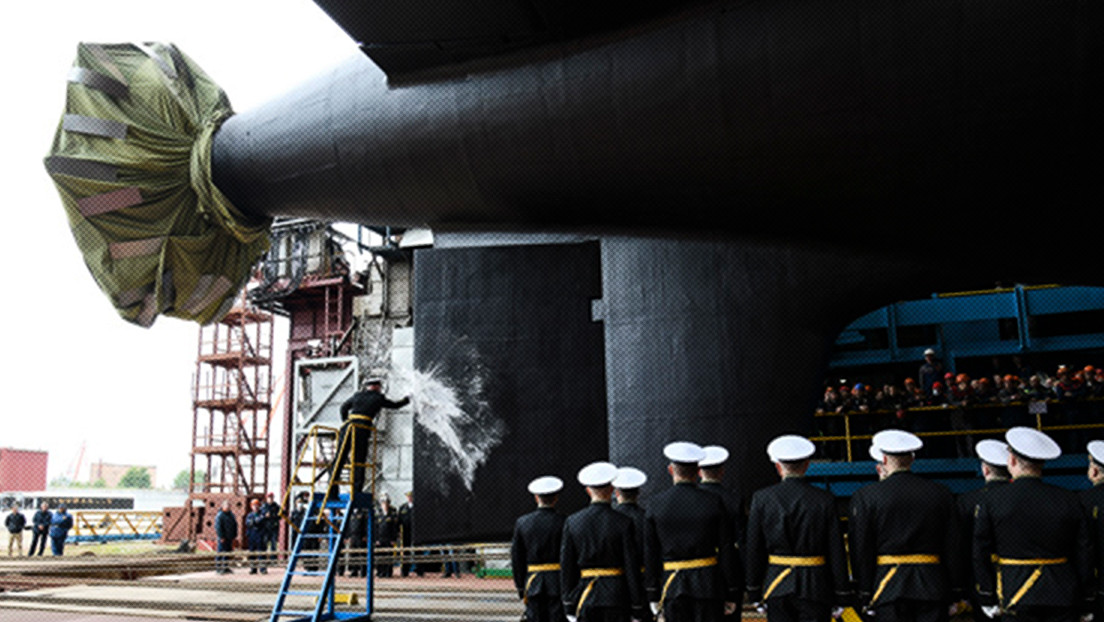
[578,568,624,613]
[523,564,561,604]
[348,414,372,421]
[871,555,941,606]
[764,556,827,601]
[995,557,1068,608]
[660,557,719,611]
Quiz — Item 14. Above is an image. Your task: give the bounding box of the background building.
[88,461,157,489]
[0,448,48,492]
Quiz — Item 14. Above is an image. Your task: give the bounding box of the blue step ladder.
[269,491,374,622]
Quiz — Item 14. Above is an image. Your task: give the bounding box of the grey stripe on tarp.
[44,156,118,182]
[68,66,129,99]
[133,42,177,80]
[108,237,164,259]
[63,114,128,140]
[77,187,143,217]
[115,284,153,308]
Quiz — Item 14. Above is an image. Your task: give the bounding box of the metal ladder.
[269,491,373,622]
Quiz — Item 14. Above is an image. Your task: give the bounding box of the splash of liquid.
[397,365,505,492]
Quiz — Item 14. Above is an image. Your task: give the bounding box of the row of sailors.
[511,429,1103,622]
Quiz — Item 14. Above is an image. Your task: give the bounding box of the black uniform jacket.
[375,507,399,544]
[849,470,962,606]
[346,509,369,545]
[643,481,742,605]
[561,501,646,616]
[955,479,1008,601]
[1081,483,1104,604]
[745,477,851,606]
[215,509,239,542]
[614,501,647,562]
[512,506,566,600]
[700,480,747,599]
[974,476,1093,611]
[340,390,409,421]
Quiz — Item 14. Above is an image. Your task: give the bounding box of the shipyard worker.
[919,349,944,395]
[849,429,962,622]
[214,500,238,574]
[1081,441,1104,622]
[644,442,741,622]
[511,475,568,622]
[974,427,1093,622]
[260,491,281,568]
[399,490,420,577]
[374,493,400,578]
[328,377,410,498]
[6,504,26,556]
[560,461,646,622]
[48,504,74,556]
[698,444,747,620]
[29,502,50,556]
[613,466,649,581]
[245,498,267,574]
[343,507,369,577]
[954,440,1011,618]
[745,435,852,622]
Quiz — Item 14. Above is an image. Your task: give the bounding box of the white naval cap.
[700,445,731,468]
[869,444,885,462]
[613,467,648,490]
[975,439,1010,467]
[871,429,923,455]
[664,441,706,464]
[577,461,619,487]
[1089,440,1104,465]
[766,435,816,463]
[1005,426,1061,462]
[527,476,564,495]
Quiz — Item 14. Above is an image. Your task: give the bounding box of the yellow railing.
[71,511,163,539]
[281,421,379,534]
[811,398,1104,461]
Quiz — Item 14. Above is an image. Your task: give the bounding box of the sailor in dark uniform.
[613,467,649,567]
[745,435,852,622]
[512,475,569,622]
[1082,441,1104,622]
[955,440,1011,617]
[698,444,747,620]
[849,429,963,622]
[560,461,647,622]
[974,427,1094,622]
[644,442,742,622]
[327,377,410,498]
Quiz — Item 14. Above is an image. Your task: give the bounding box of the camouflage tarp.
[45,42,271,326]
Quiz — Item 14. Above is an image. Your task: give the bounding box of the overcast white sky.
[0,1,359,486]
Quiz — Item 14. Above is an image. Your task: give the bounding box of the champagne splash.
[397,365,505,493]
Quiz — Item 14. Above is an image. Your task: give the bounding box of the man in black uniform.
[30,502,51,556]
[644,442,741,622]
[260,492,282,570]
[374,493,400,578]
[745,435,852,622]
[699,444,746,620]
[1082,441,1104,622]
[512,475,568,622]
[214,500,238,574]
[328,377,410,498]
[849,429,962,622]
[613,467,649,574]
[974,427,1094,622]
[561,461,647,622]
[399,491,420,577]
[955,440,1011,617]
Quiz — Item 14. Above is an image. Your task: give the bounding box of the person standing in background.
[6,505,26,556]
[48,505,73,557]
[214,500,238,574]
[30,502,50,556]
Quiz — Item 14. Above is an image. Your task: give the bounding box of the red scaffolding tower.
[182,291,275,544]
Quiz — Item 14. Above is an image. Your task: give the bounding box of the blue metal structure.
[270,492,373,622]
[830,285,1104,370]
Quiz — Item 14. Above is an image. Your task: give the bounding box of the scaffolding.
[186,290,275,542]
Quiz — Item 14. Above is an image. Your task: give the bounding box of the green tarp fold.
[45,42,271,326]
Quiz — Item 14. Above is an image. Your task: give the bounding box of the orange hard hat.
[956,373,970,384]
